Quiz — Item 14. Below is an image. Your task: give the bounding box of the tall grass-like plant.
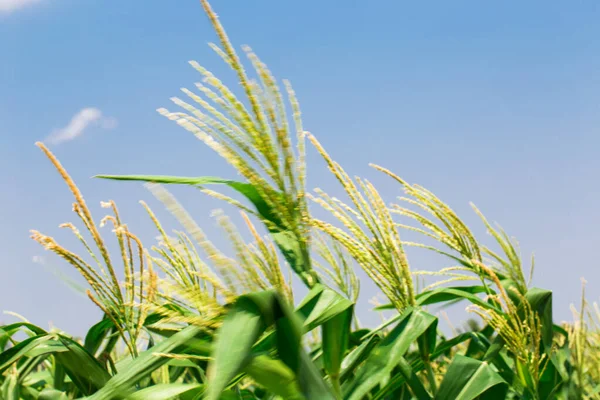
[100,0,318,290]
[31,143,156,358]
[2,1,598,399]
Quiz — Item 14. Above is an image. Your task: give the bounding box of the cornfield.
[2,1,598,399]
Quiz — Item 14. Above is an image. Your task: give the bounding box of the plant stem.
[330,374,342,400]
[424,359,437,396]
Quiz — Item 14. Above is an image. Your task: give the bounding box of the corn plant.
[1,1,598,399]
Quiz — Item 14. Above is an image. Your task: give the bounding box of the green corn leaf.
[295,283,354,393]
[352,353,431,400]
[1,367,20,400]
[0,336,58,373]
[205,293,269,400]
[525,287,553,351]
[416,286,498,310]
[124,383,204,400]
[297,284,354,332]
[24,339,68,359]
[537,355,565,400]
[17,354,45,384]
[375,286,498,312]
[53,360,67,392]
[322,304,353,396]
[372,332,477,399]
[343,308,437,400]
[0,322,47,337]
[95,174,315,286]
[87,325,204,400]
[553,323,568,338]
[242,355,305,400]
[417,314,438,360]
[395,355,432,400]
[218,390,260,400]
[374,286,500,311]
[435,355,507,400]
[0,323,47,352]
[95,176,279,225]
[38,389,69,400]
[22,368,55,387]
[372,303,398,311]
[482,334,504,362]
[205,289,334,400]
[0,333,110,396]
[340,333,381,383]
[53,335,112,396]
[84,317,115,356]
[466,332,514,386]
[286,283,354,393]
[252,283,355,359]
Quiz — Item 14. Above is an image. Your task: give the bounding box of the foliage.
[2,1,598,399]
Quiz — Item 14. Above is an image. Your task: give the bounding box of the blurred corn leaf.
[343,308,437,400]
[88,325,206,400]
[435,355,507,400]
[208,295,329,399]
[96,175,315,287]
[124,383,204,400]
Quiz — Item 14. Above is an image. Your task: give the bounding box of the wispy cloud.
[0,0,43,13]
[46,107,117,145]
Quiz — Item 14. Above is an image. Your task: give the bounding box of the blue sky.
[1,0,599,335]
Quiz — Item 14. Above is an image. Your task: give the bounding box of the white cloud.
[46,107,117,145]
[0,0,43,13]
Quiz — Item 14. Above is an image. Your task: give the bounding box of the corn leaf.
[38,389,69,400]
[416,286,498,310]
[87,325,204,400]
[1,368,19,400]
[124,383,204,400]
[95,174,313,285]
[53,335,112,395]
[242,355,305,400]
[205,290,334,400]
[343,308,437,400]
[84,317,115,356]
[435,355,507,400]
[339,333,381,383]
[525,287,553,351]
